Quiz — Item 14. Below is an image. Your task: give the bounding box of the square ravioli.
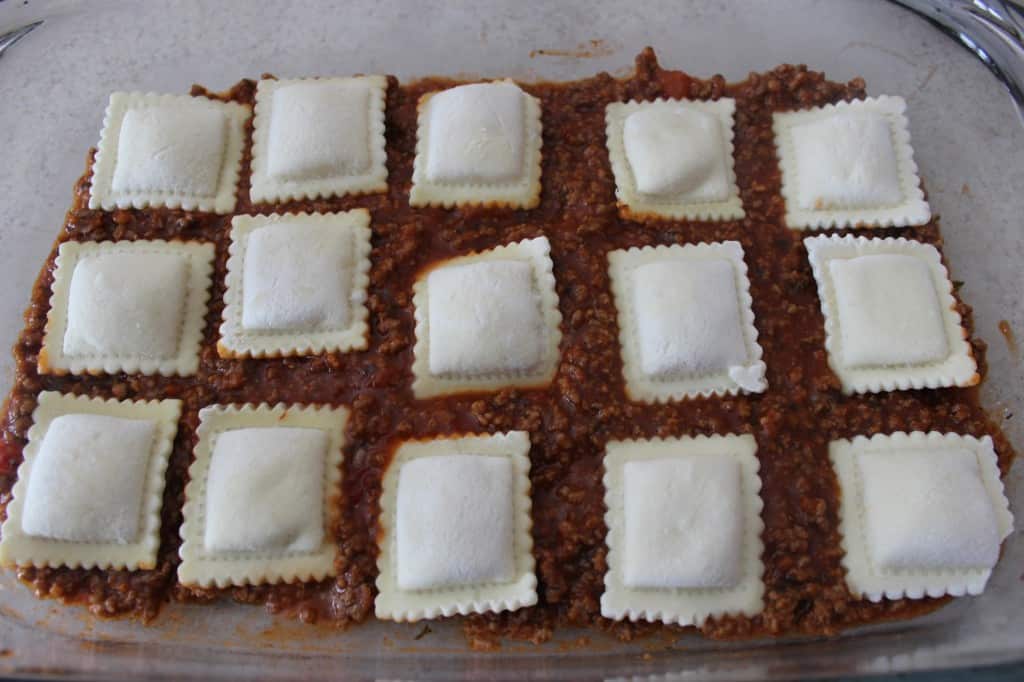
[0,392,181,571]
[250,76,388,202]
[219,210,373,358]
[397,455,515,590]
[773,96,930,229]
[805,235,978,393]
[411,236,562,398]
[39,239,215,376]
[177,403,347,588]
[90,92,249,213]
[601,434,764,625]
[830,432,1013,601]
[410,80,543,208]
[375,431,536,621]
[605,98,743,221]
[608,241,766,401]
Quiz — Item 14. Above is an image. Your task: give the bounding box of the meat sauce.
[0,49,1013,648]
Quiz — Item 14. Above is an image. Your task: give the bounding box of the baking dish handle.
[893,0,1024,120]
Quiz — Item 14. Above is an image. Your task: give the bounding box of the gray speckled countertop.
[0,1,1022,680]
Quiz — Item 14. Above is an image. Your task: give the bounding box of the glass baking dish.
[0,0,1022,679]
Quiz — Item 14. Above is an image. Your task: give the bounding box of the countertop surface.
[0,1,1021,680]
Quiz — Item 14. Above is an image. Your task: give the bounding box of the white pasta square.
[601,434,764,625]
[411,236,562,398]
[219,210,373,358]
[90,92,249,213]
[830,432,1013,601]
[177,403,347,588]
[773,96,930,229]
[396,455,515,590]
[428,261,541,375]
[605,98,743,221]
[410,81,542,208]
[250,76,388,202]
[622,457,742,589]
[0,392,181,571]
[39,240,215,377]
[608,241,766,401]
[830,254,947,367]
[202,428,327,555]
[805,234,978,393]
[375,431,536,621]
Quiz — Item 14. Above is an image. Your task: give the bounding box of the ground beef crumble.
[0,49,1014,648]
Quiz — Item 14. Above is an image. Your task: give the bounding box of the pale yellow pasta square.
[0,391,181,571]
[830,431,1012,602]
[411,236,562,398]
[375,431,536,621]
[39,239,215,377]
[410,80,542,209]
[89,92,249,214]
[601,434,764,625]
[177,402,348,588]
[250,76,388,203]
[219,210,372,358]
[605,98,743,221]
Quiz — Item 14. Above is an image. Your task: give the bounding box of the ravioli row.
[0,392,1011,624]
[35,211,979,397]
[88,78,929,229]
